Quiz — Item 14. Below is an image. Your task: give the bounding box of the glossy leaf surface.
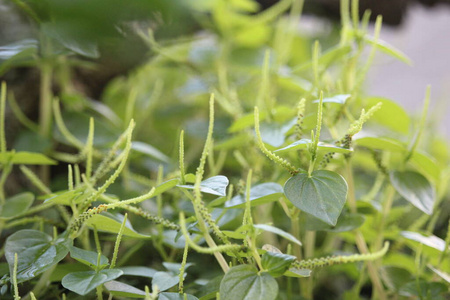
[284,170,348,226]
[0,192,34,219]
[178,175,229,196]
[390,171,435,215]
[62,269,123,295]
[5,230,71,283]
[225,183,283,208]
[261,252,296,277]
[219,265,278,300]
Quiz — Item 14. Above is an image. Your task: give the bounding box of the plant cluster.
[0,0,449,299]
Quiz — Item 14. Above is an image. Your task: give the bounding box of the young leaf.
[400,231,447,252]
[159,292,199,300]
[390,171,435,215]
[5,230,71,283]
[85,214,151,239]
[284,170,348,226]
[225,183,283,208]
[104,280,146,298]
[365,97,410,134]
[302,212,365,232]
[364,36,412,65]
[69,246,109,269]
[61,269,123,295]
[283,268,311,278]
[131,141,171,163]
[275,139,352,154]
[0,151,57,165]
[0,192,34,219]
[178,175,229,196]
[119,266,157,278]
[219,265,278,300]
[253,224,302,246]
[152,271,180,292]
[313,94,351,104]
[261,252,296,277]
[354,136,406,152]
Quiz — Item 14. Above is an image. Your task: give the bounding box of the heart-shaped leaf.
[219,265,278,300]
[152,271,180,292]
[5,230,71,283]
[159,292,199,300]
[0,151,57,165]
[253,224,302,246]
[0,192,34,219]
[284,170,348,226]
[62,269,123,295]
[390,171,435,215]
[275,139,352,154]
[225,183,283,208]
[69,246,109,269]
[178,175,229,196]
[261,252,296,277]
[85,214,151,239]
[104,280,146,298]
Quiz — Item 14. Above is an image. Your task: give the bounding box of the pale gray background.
[367,4,450,139]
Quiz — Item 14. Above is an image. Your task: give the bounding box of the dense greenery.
[0,0,449,299]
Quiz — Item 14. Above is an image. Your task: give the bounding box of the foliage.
[0,0,449,299]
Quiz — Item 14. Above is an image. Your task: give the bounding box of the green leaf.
[390,171,435,215]
[159,292,199,300]
[364,36,412,65]
[313,94,351,104]
[428,265,450,284]
[43,189,85,205]
[0,151,57,165]
[104,280,146,298]
[49,263,90,282]
[229,111,267,133]
[284,170,348,226]
[85,214,151,239]
[154,179,179,197]
[119,266,157,278]
[275,139,352,154]
[283,268,311,278]
[381,266,412,291]
[131,141,171,163]
[163,262,193,274]
[178,175,229,196]
[219,265,278,300]
[225,183,283,208]
[399,280,447,299]
[354,136,406,152]
[410,151,441,182]
[261,252,296,277]
[303,212,365,232]
[69,246,109,269]
[61,269,123,295]
[0,192,34,219]
[5,230,71,283]
[365,97,410,134]
[400,231,447,252]
[0,39,38,75]
[253,224,302,246]
[292,44,352,72]
[215,133,250,150]
[152,271,180,292]
[259,119,297,147]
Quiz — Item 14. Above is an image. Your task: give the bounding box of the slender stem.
[346,161,386,300]
[374,185,395,251]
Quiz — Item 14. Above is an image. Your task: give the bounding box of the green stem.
[346,161,386,300]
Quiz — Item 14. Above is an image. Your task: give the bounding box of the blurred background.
[1,0,450,138]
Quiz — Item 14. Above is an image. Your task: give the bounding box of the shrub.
[0,0,449,299]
